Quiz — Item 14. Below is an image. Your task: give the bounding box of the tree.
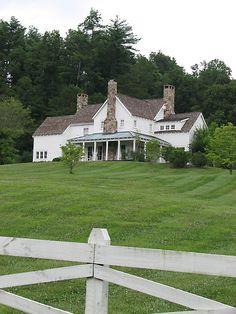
[146,140,160,163]
[0,97,33,164]
[61,142,84,174]
[207,123,236,174]
[190,127,209,153]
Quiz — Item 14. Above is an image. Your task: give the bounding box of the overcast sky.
[1,0,236,78]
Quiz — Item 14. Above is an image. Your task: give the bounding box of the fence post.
[85,228,110,314]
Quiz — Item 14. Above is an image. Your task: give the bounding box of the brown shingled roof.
[155,112,202,133]
[33,103,103,136]
[117,94,164,120]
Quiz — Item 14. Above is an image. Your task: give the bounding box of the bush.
[146,140,160,163]
[161,146,173,162]
[191,152,207,168]
[131,151,145,162]
[169,148,190,168]
[52,157,62,162]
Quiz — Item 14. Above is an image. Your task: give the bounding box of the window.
[120,119,124,128]
[160,125,164,130]
[149,124,153,132]
[166,125,170,130]
[171,125,175,130]
[101,121,104,129]
[40,151,44,159]
[84,127,89,135]
[44,151,47,159]
[36,152,39,159]
[134,120,137,127]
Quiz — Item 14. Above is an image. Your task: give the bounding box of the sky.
[1,0,236,78]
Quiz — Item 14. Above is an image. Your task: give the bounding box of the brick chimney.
[163,85,175,118]
[77,94,88,112]
[103,80,118,133]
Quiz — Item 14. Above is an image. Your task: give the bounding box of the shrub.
[52,157,62,162]
[146,140,160,163]
[169,148,190,168]
[191,152,207,168]
[161,146,173,162]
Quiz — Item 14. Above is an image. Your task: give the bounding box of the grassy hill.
[0,162,235,313]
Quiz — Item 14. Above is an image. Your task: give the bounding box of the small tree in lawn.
[146,140,160,163]
[207,123,236,174]
[61,142,84,174]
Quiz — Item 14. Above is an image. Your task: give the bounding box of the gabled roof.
[33,103,103,136]
[117,94,164,120]
[155,112,202,133]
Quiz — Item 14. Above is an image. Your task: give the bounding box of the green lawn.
[0,162,235,313]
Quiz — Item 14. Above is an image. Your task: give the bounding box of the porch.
[70,131,169,161]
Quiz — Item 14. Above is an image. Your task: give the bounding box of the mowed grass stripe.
[0,162,235,313]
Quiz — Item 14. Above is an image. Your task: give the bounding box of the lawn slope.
[0,162,235,313]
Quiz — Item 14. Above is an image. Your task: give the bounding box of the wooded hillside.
[0,9,236,163]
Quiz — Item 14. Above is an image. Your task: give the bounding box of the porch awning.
[69,131,170,146]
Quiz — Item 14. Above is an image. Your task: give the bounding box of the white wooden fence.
[0,228,235,314]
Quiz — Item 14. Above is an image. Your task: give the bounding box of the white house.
[33,80,207,162]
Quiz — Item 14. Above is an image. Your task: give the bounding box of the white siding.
[157,132,190,151]
[33,134,67,162]
[65,123,94,139]
[189,114,206,143]
[154,107,165,121]
[93,103,108,132]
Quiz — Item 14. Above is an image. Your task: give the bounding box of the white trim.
[92,100,108,119]
[0,290,72,314]
[116,96,133,117]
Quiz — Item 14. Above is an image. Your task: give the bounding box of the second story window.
[160,125,164,130]
[120,119,124,128]
[134,120,137,128]
[166,125,170,130]
[171,124,175,130]
[84,127,89,135]
[101,121,104,129]
[149,124,153,132]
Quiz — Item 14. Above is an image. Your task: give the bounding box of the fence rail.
[0,228,235,314]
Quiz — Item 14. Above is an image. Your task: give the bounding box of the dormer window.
[171,125,175,130]
[160,125,164,130]
[84,127,89,135]
[166,125,170,130]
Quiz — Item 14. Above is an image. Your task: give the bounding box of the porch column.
[105,141,108,161]
[93,141,97,161]
[83,142,85,161]
[117,140,121,160]
[133,139,136,153]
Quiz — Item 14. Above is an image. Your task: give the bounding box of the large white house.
[33,80,207,162]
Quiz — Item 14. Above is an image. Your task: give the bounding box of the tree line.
[0,9,236,164]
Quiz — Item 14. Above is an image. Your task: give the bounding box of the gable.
[155,112,202,133]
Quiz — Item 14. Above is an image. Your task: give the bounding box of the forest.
[0,9,236,164]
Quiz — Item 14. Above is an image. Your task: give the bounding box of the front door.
[97,145,103,160]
